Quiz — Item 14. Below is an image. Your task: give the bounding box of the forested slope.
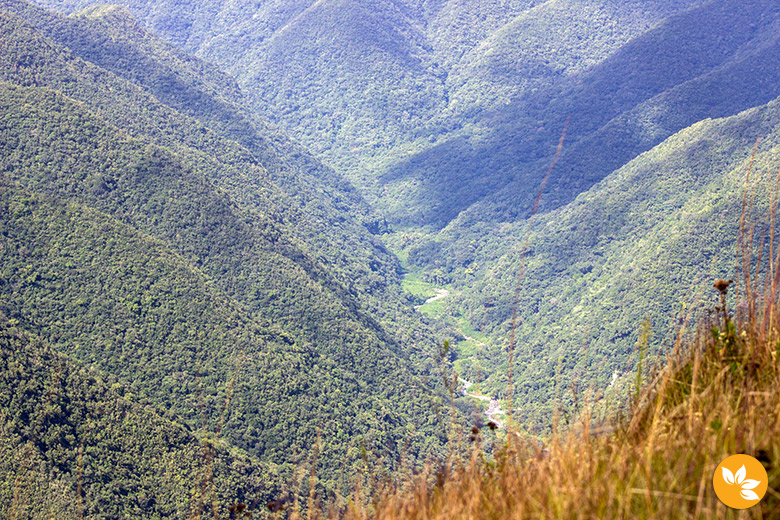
[0,320,283,519]
[452,96,780,424]
[1,0,432,349]
[0,82,444,492]
[32,0,780,267]
[22,0,780,453]
[29,0,702,198]
[0,1,457,506]
[395,0,780,231]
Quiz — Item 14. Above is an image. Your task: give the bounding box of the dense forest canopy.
[35,0,780,423]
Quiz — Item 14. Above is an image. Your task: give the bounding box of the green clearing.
[400,269,438,301]
[416,293,448,319]
[397,257,492,385]
[387,230,498,403]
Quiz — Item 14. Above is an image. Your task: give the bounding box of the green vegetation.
[32,0,780,430]
[330,278,780,519]
[29,0,704,214]
[0,1,464,512]
[400,271,438,302]
[0,0,420,345]
[0,320,283,519]
[450,98,780,426]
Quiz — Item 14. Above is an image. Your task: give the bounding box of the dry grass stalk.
[507,115,571,427]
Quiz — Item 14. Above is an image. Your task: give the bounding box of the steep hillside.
[449,95,780,424]
[0,320,282,519]
[1,0,428,346]
[32,0,780,253]
[439,0,703,118]
[0,151,441,489]
[392,0,780,230]
[29,0,701,196]
[24,0,780,451]
[326,276,780,519]
[0,1,457,497]
[29,0,450,184]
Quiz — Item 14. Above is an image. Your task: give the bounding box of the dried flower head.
[714,279,734,295]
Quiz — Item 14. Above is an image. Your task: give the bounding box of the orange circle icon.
[713,454,768,509]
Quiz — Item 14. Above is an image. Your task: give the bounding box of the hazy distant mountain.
[28,1,700,193]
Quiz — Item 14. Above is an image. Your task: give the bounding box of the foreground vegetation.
[309,170,780,517]
[304,278,779,519]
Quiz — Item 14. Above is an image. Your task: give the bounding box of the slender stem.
[507,115,570,429]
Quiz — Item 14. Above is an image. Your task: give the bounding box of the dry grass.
[321,308,780,520]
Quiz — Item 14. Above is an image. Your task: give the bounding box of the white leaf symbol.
[723,467,735,485]
[741,489,760,501]
[741,479,760,490]
[735,465,746,485]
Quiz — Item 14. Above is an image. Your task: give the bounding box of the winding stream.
[459,377,506,428]
[414,288,450,310]
[408,281,506,428]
